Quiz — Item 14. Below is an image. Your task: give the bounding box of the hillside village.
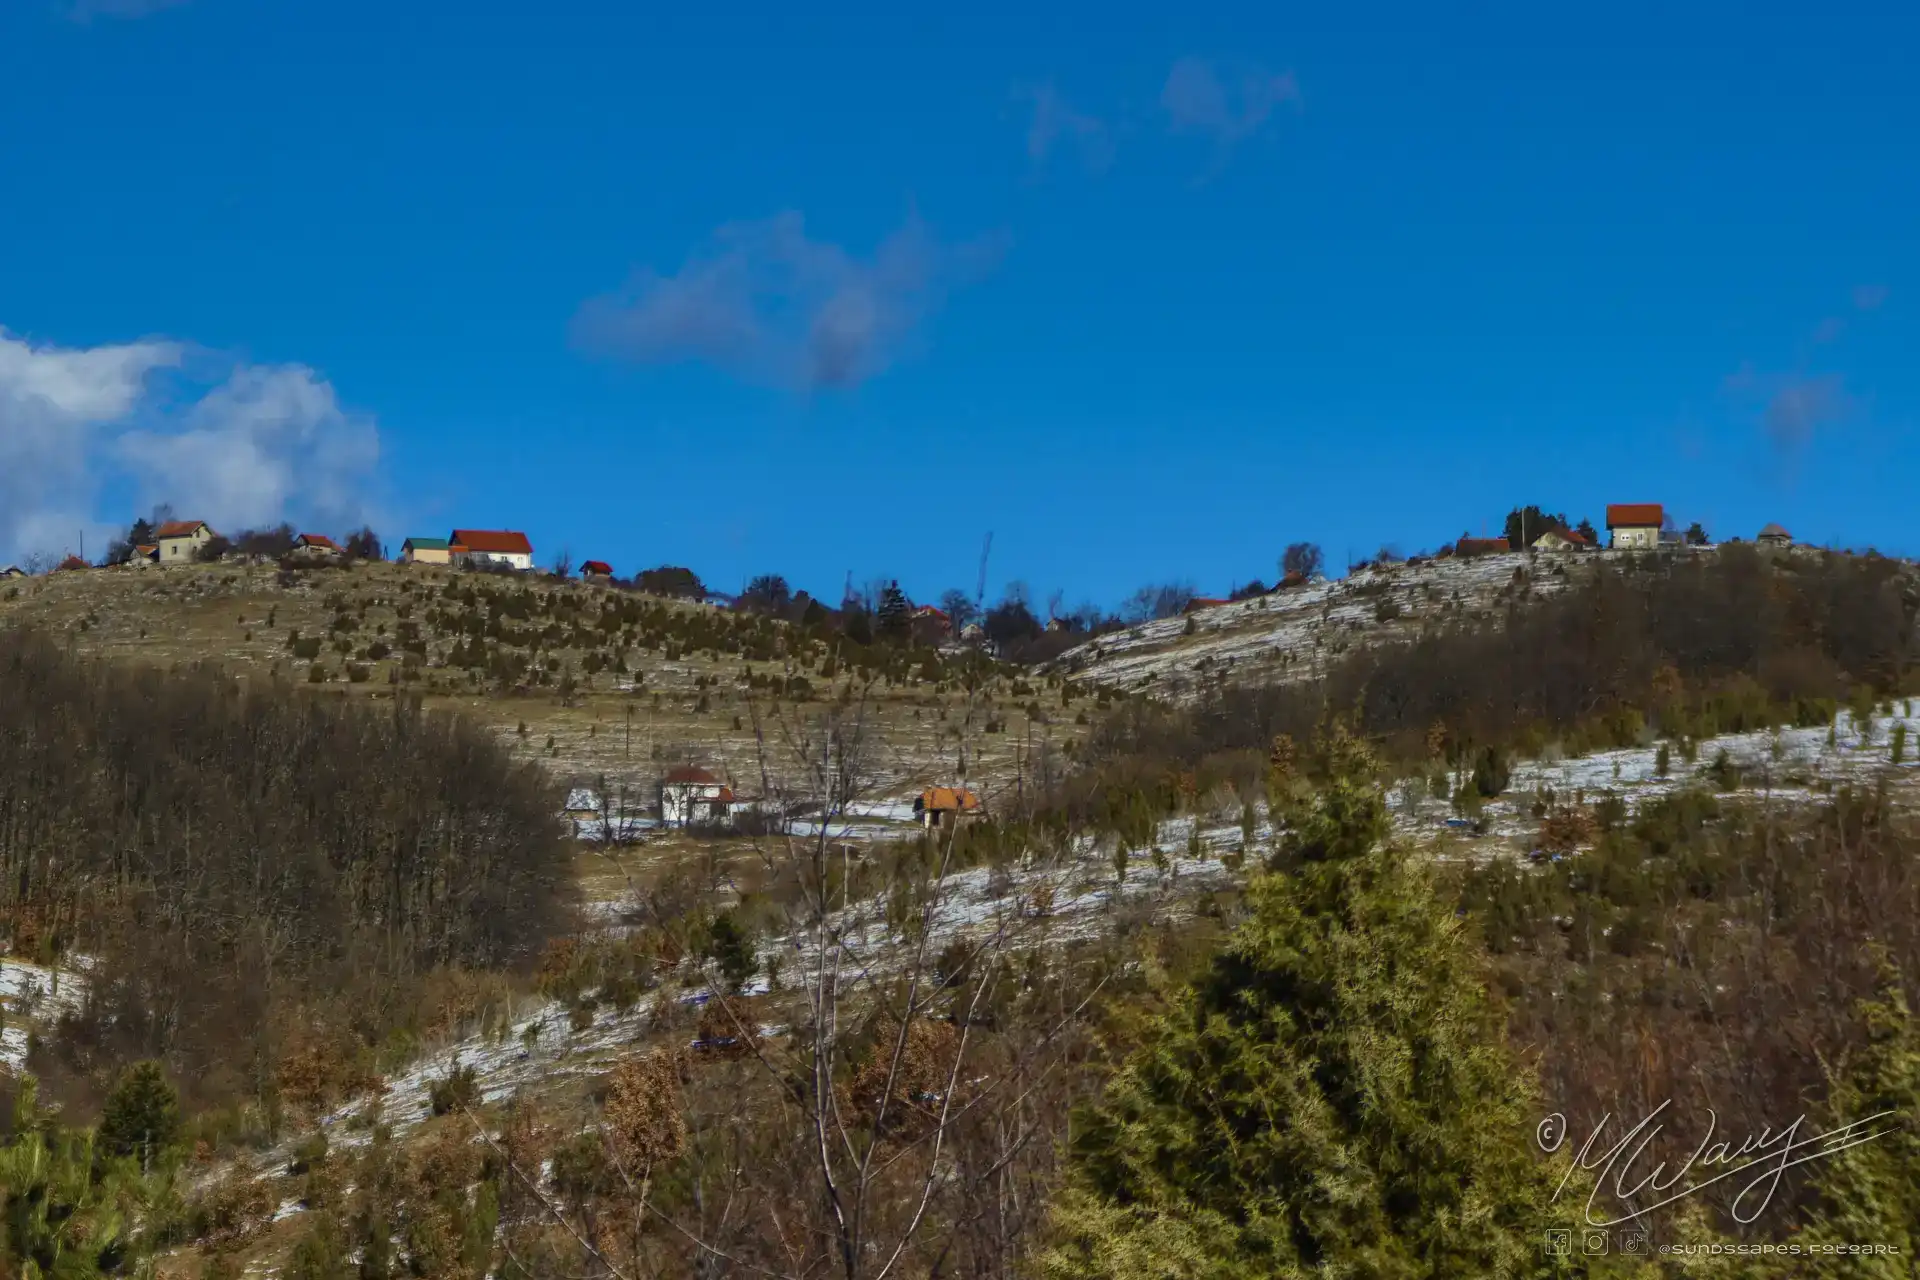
[7,493,1909,1277]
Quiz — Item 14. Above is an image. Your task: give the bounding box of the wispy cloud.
[64,0,189,22]
[1019,84,1114,173]
[1723,363,1858,460]
[1852,283,1890,312]
[1161,56,1301,148]
[574,212,1002,392]
[1762,375,1854,451]
[0,327,381,560]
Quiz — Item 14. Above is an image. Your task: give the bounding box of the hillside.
[0,560,1069,812]
[1049,549,1594,697]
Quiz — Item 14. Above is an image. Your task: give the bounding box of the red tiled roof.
[297,533,341,550]
[58,555,89,571]
[1455,538,1510,556]
[912,605,949,621]
[1184,597,1230,612]
[450,529,533,555]
[1606,503,1664,529]
[580,560,613,575]
[153,520,207,539]
[665,766,721,785]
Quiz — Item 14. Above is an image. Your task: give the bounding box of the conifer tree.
[96,1059,180,1173]
[1044,730,1582,1279]
[1792,950,1920,1276]
[877,579,912,643]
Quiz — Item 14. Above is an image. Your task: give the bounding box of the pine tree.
[96,1059,180,1173]
[1792,950,1920,1276]
[1044,730,1574,1279]
[877,580,912,642]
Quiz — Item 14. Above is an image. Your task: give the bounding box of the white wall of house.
[460,551,534,571]
[1610,524,1660,550]
[662,781,729,825]
[157,527,212,563]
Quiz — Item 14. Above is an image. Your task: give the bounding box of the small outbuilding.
[1757,523,1792,547]
[913,786,981,829]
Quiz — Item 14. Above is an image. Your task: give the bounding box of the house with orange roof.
[913,786,981,829]
[449,528,534,572]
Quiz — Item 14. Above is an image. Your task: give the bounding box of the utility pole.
[975,532,993,618]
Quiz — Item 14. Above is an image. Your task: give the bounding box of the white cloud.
[118,365,380,533]
[0,327,380,560]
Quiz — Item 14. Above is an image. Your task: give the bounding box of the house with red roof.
[1605,504,1665,551]
[449,528,535,571]
[154,519,216,565]
[660,765,735,826]
[580,559,614,582]
[291,533,343,562]
[1531,527,1592,552]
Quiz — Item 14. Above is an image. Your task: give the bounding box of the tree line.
[0,627,575,1114]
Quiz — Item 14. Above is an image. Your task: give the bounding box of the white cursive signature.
[1537,1100,1902,1226]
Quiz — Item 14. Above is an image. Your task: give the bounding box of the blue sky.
[1,0,1913,606]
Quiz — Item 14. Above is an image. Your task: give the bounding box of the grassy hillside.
[0,560,1082,808]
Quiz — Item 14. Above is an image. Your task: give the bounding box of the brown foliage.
[603,1048,689,1171]
[693,994,764,1061]
[1536,804,1598,854]
[844,1016,962,1140]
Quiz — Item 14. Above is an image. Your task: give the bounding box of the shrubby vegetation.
[1076,545,1918,800]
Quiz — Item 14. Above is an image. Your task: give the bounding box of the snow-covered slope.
[1049,551,1592,700]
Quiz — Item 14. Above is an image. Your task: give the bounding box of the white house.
[1531,528,1593,553]
[154,519,216,565]
[1605,504,1664,551]
[291,533,344,562]
[450,528,534,571]
[660,766,734,826]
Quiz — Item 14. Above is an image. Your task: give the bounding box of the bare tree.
[1281,541,1324,580]
[476,666,1108,1279]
